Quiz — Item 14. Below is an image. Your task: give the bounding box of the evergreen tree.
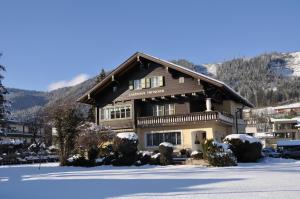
[0,53,9,129]
[96,68,106,83]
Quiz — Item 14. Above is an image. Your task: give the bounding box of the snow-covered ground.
[1,158,300,199]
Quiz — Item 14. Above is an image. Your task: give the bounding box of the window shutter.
[158,76,164,87]
[141,78,146,89]
[146,78,151,88]
[129,80,133,90]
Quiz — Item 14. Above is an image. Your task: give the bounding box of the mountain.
[6,51,300,121]
[7,77,97,121]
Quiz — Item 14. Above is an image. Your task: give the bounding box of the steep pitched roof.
[77,52,254,107]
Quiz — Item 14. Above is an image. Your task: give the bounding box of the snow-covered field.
[1,158,300,199]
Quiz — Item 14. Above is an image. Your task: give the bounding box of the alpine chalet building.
[78,52,254,151]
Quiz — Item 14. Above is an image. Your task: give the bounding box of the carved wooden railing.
[137,111,234,127]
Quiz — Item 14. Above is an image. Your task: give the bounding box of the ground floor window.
[146,131,181,146]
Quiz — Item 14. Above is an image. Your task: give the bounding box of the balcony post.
[206,98,212,112]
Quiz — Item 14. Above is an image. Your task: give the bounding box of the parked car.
[262,147,281,158]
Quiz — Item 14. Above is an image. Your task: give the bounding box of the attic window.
[179,77,185,84]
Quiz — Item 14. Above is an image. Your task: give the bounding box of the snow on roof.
[225,134,261,144]
[277,140,300,147]
[116,132,138,140]
[270,116,300,123]
[159,142,174,148]
[274,102,300,110]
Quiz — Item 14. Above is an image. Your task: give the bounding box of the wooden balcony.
[137,111,234,127]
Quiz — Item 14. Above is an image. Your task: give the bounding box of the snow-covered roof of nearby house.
[225,134,261,144]
[270,116,300,123]
[277,140,300,147]
[274,102,300,110]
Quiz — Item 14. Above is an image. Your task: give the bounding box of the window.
[165,104,175,115]
[153,104,175,116]
[100,105,132,120]
[146,132,181,146]
[151,76,159,88]
[151,76,164,88]
[153,105,165,116]
[179,77,184,84]
[145,78,151,88]
[134,79,141,90]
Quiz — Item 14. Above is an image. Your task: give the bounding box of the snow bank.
[159,142,173,148]
[225,134,261,144]
[116,132,138,140]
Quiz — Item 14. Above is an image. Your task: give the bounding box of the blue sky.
[0,0,299,91]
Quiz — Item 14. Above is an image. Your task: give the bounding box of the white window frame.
[99,104,132,121]
[134,79,142,90]
[179,77,185,84]
[145,130,183,148]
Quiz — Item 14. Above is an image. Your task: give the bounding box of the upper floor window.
[151,76,164,88]
[179,77,185,84]
[134,80,142,90]
[153,104,175,116]
[100,105,131,121]
[129,76,164,90]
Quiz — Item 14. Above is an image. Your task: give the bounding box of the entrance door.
[191,131,206,151]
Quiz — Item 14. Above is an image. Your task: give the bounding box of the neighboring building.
[78,52,253,151]
[0,121,45,144]
[244,103,300,148]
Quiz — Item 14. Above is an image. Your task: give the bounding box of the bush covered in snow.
[136,151,152,166]
[180,148,191,158]
[224,134,262,162]
[112,132,139,166]
[191,151,203,160]
[150,152,161,165]
[159,142,173,165]
[203,139,237,167]
[66,154,92,167]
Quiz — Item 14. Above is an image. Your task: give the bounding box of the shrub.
[224,134,262,162]
[136,151,152,165]
[203,139,237,167]
[159,142,173,165]
[87,147,99,162]
[98,141,113,157]
[180,149,191,157]
[191,151,203,160]
[112,133,139,166]
[149,153,160,165]
[66,154,93,167]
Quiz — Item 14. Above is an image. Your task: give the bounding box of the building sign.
[128,89,165,97]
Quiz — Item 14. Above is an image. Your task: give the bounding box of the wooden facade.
[78,52,253,151]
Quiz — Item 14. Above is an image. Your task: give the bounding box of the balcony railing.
[137,111,234,127]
